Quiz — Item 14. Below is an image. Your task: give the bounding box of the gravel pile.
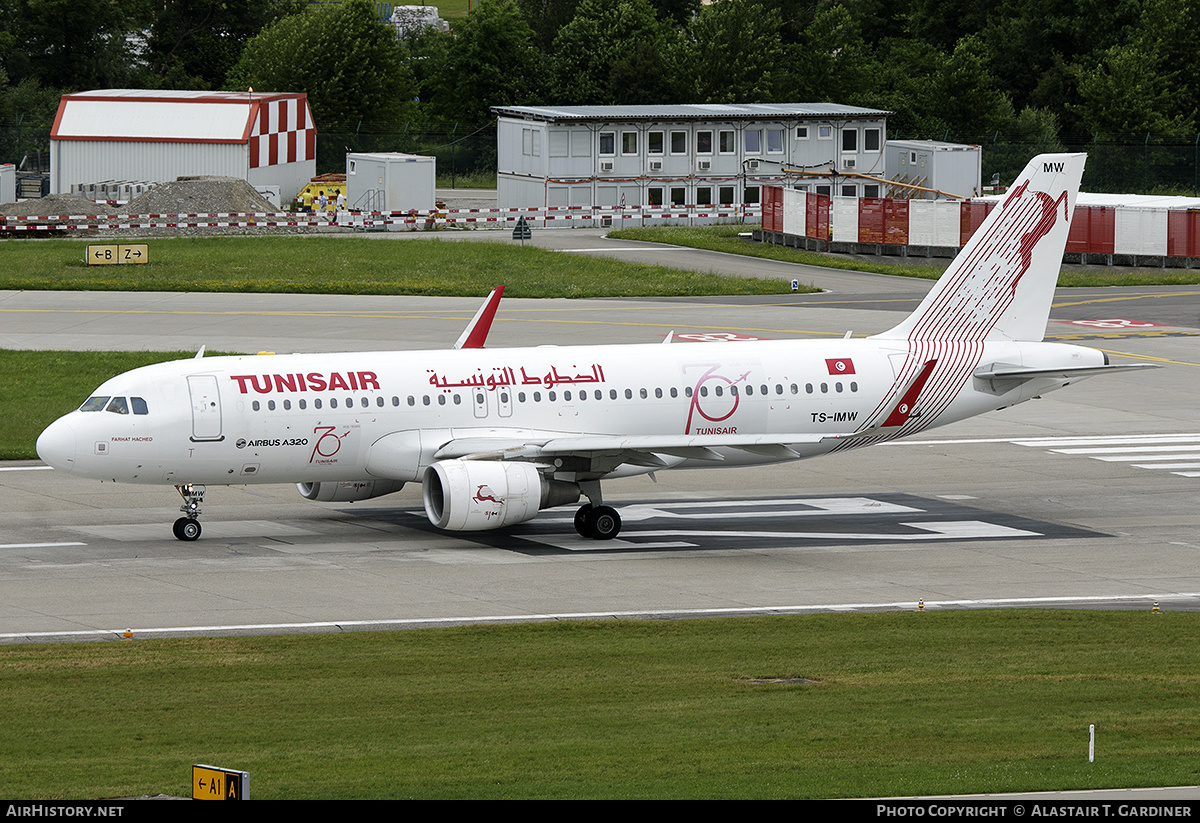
[0,193,108,216]
[125,176,276,214]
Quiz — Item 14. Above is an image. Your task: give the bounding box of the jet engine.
[422,459,579,531]
[297,479,407,502]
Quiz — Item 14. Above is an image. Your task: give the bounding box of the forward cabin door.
[187,375,224,441]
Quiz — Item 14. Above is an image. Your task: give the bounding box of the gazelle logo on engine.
[473,485,503,505]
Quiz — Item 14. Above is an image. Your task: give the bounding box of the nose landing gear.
[173,483,205,541]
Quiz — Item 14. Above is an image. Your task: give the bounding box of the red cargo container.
[761,185,783,233]
[884,198,909,245]
[1067,205,1115,254]
[806,193,830,241]
[858,198,884,243]
[959,201,993,245]
[1166,209,1200,258]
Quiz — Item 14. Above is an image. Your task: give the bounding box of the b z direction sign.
[85,244,148,265]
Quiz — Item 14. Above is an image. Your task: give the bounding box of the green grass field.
[0,236,798,298]
[0,350,224,460]
[2,611,1197,799]
[611,225,1200,287]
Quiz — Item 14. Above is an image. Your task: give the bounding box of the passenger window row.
[245,381,859,413]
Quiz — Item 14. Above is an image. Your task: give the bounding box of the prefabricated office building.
[49,89,317,202]
[494,104,982,214]
[493,103,895,213]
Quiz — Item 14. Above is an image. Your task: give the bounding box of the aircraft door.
[497,388,513,418]
[187,375,223,441]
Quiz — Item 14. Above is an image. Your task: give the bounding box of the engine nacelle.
[297,479,406,502]
[422,459,579,531]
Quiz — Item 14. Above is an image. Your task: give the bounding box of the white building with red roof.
[50,89,317,201]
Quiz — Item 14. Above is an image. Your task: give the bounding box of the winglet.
[453,286,505,349]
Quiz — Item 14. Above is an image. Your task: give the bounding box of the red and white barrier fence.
[0,204,761,232]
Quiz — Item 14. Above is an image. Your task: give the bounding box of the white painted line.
[518,535,695,552]
[5,593,1199,643]
[1088,453,1200,462]
[630,520,1038,541]
[1174,472,1200,478]
[1014,434,1200,447]
[0,542,86,549]
[0,466,54,472]
[891,434,1200,447]
[1131,462,1200,470]
[1051,445,1200,455]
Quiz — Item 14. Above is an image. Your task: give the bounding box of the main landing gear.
[173,483,205,541]
[573,503,622,540]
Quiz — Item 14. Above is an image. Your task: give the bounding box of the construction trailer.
[345,152,435,213]
[884,140,982,200]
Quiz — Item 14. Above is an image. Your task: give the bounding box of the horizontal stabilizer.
[974,363,1157,381]
[973,361,1159,393]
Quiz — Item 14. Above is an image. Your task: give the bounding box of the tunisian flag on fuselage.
[825,358,856,375]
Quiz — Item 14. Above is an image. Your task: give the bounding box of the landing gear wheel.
[574,504,594,537]
[173,517,202,542]
[585,505,621,540]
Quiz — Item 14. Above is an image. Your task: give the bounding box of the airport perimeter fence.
[317,121,498,183]
[944,132,1200,196]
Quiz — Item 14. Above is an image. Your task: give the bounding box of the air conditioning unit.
[600,161,614,172]
[649,161,663,172]
[843,158,857,169]
[697,160,711,171]
[746,160,760,171]
[600,216,612,228]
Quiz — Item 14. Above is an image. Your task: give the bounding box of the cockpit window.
[80,396,110,412]
[131,397,149,415]
[106,397,129,415]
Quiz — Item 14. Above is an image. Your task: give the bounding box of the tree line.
[2,0,1198,176]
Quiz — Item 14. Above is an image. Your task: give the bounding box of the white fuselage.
[36,337,1104,488]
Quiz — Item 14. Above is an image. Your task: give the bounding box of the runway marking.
[0,542,87,549]
[1051,444,1200,455]
[0,305,838,341]
[1040,438,1200,477]
[531,521,1039,549]
[1052,290,1200,308]
[891,433,1200,480]
[6,592,1200,643]
[0,465,53,472]
[68,520,316,541]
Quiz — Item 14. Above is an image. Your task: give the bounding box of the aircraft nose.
[36,416,77,471]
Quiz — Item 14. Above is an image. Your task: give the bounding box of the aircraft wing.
[432,432,848,467]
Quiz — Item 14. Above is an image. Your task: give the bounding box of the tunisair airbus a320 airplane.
[37,153,1154,541]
